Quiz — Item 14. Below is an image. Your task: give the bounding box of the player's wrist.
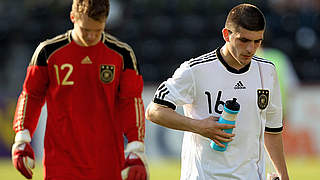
[125,141,145,153]
[124,141,148,166]
[14,129,31,143]
[189,117,204,135]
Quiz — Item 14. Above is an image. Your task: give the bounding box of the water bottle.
[210,98,240,152]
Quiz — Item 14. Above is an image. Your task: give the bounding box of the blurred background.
[0,0,320,179]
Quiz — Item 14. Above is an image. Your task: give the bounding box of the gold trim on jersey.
[134,98,140,139]
[15,91,28,131]
[29,43,46,66]
[138,98,144,141]
[102,31,106,43]
[67,30,72,42]
[29,32,71,66]
[134,97,145,141]
[103,32,139,74]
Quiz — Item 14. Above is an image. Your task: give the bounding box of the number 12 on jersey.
[54,64,74,86]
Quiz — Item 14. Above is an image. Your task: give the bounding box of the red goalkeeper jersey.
[13,30,145,180]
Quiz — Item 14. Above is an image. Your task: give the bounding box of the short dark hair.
[225,4,265,32]
[71,0,110,22]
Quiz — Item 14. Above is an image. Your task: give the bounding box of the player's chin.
[85,41,95,46]
[84,39,98,46]
[240,56,252,64]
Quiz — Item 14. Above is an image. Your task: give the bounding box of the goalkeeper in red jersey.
[11,0,148,179]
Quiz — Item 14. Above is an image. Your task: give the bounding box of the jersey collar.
[216,47,251,74]
[68,30,105,44]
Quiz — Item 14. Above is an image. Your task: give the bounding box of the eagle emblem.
[100,65,115,83]
[257,89,269,110]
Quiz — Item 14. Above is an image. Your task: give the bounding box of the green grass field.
[1,157,319,179]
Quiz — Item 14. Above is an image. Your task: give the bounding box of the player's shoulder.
[187,50,219,68]
[38,30,71,51]
[30,31,71,66]
[103,32,140,72]
[102,32,134,53]
[252,55,275,67]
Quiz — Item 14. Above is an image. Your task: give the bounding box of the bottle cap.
[225,98,240,111]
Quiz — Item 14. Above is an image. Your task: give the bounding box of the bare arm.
[264,132,289,180]
[145,102,235,147]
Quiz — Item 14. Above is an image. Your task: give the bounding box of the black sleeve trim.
[252,56,276,67]
[153,98,176,110]
[265,126,283,133]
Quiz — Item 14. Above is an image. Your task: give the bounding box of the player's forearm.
[13,91,45,136]
[14,65,48,135]
[120,97,145,142]
[146,102,198,133]
[264,132,289,180]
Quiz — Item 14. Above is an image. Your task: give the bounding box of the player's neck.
[71,30,100,47]
[220,46,246,70]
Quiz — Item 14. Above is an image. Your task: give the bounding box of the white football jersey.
[153,48,283,180]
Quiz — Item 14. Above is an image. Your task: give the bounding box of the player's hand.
[121,141,148,180]
[12,130,35,179]
[196,116,235,147]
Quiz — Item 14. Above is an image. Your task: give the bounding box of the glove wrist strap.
[15,129,31,143]
[125,141,145,153]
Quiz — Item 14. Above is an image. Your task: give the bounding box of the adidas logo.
[81,56,92,64]
[234,81,246,89]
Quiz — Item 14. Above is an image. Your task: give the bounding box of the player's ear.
[222,28,230,42]
[70,12,75,23]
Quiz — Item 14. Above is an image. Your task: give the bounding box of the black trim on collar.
[216,47,251,74]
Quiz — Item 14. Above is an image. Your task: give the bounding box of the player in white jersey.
[146,3,289,180]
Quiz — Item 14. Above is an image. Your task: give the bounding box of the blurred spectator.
[268,0,320,13]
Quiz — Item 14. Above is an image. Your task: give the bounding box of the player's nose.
[246,41,255,53]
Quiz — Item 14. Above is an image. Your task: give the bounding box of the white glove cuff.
[125,141,147,165]
[15,129,31,143]
[125,141,145,153]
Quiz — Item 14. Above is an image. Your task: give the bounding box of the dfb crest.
[100,65,115,83]
[257,89,269,110]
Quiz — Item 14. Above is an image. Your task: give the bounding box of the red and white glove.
[121,141,149,180]
[12,129,35,179]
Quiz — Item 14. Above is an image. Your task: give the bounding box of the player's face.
[228,27,264,66]
[71,14,106,46]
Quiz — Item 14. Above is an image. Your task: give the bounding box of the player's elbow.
[145,103,156,122]
[145,103,162,124]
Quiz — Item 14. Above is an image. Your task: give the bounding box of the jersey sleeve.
[13,43,49,137]
[117,47,145,143]
[153,61,195,110]
[265,67,283,134]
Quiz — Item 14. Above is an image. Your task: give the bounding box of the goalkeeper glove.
[12,129,35,179]
[121,141,148,180]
